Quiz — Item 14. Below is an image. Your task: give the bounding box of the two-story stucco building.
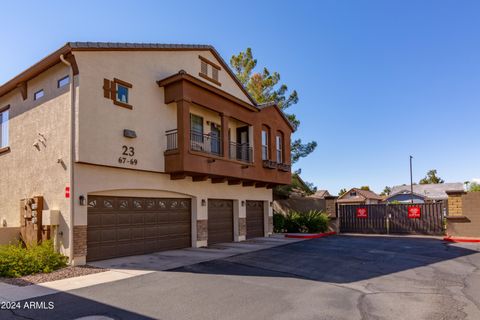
[0,42,293,265]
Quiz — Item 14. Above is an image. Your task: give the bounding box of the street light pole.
[410,155,414,203]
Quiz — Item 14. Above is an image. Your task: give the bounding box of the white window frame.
[261,129,269,160]
[276,134,283,163]
[0,107,9,148]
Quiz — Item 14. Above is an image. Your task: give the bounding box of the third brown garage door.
[246,201,265,239]
[208,199,233,245]
[87,196,191,262]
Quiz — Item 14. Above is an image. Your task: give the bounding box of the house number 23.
[122,145,135,156]
[119,145,138,165]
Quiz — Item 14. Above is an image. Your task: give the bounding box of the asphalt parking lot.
[3,235,480,320]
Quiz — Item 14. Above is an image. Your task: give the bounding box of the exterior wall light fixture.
[241,201,245,207]
[201,199,206,206]
[79,195,86,206]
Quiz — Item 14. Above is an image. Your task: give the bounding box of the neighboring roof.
[337,188,383,203]
[308,190,331,199]
[389,183,464,200]
[0,42,257,105]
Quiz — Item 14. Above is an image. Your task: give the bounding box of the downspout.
[60,54,75,264]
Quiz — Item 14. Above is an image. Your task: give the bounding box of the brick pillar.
[324,195,339,233]
[72,225,87,266]
[446,190,466,216]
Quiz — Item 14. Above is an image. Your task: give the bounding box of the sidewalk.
[0,235,303,302]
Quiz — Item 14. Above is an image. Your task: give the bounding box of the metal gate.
[339,202,445,235]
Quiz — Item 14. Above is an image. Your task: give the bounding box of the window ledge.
[113,100,133,110]
[0,146,11,155]
[199,72,221,86]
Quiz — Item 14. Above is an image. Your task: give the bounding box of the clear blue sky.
[1,0,479,194]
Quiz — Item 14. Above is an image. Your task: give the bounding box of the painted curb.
[285,231,337,239]
[444,236,480,243]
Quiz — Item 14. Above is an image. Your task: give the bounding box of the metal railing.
[229,142,253,163]
[166,129,178,151]
[190,131,222,156]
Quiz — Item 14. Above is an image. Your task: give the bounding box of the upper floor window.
[198,56,221,86]
[350,191,357,197]
[0,107,9,149]
[276,133,284,163]
[34,89,44,101]
[57,76,70,88]
[261,128,269,160]
[103,78,133,109]
[116,84,129,104]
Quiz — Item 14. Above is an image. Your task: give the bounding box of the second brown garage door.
[87,196,191,262]
[246,201,265,239]
[208,199,233,245]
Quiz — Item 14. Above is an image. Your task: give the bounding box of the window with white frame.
[0,107,9,148]
[276,134,283,163]
[261,129,269,160]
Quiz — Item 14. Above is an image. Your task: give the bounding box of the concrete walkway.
[0,235,301,303]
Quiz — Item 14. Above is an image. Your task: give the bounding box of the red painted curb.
[444,236,480,243]
[285,231,337,239]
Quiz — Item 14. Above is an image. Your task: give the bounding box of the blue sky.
[1,0,479,194]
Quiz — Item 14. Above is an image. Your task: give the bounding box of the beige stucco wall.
[0,63,73,247]
[73,50,252,173]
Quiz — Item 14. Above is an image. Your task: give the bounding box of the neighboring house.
[337,188,383,205]
[309,190,331,199]
[386,183,464,203]
[0,42,293,265]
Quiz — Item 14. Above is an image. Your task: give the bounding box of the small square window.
[34,89,44,101]
[116,84,129,104]
[57,76,70,88]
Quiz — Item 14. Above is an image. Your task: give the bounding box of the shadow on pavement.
[169,235,479,284]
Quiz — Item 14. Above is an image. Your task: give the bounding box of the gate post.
[386,203,390,234]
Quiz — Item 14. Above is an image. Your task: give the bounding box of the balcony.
[166,129,252,163]
[158,71,292,186]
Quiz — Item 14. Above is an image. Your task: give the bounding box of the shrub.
[0,240,68,278]
[273,213,285,233]
[275,210,330,233]
[298,210,329,233]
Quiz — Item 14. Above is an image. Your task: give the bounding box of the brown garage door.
[208,199,233,245]
[246,201,264,239]
[87,196,191,262]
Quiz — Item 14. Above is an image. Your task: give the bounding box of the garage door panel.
[246,201,264,239]
[208,199,233,245]
[87,196,191,262]
[101,214,116,226]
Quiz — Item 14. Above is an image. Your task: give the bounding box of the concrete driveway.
[2,235,480,320]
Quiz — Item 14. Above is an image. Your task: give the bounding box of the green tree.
[419,169,444,184]
[230,48,317,163]
[380,186,392,196]
[469,182,480,192]
[338,188,347,196]
[360,186,371,191]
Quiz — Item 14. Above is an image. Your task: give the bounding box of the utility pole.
[410,155,414,203]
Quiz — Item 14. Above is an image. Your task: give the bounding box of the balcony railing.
[190,131,222,156]
[229,142,253,163]
[166,129,178,151]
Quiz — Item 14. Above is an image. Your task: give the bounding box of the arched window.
[276,131,284,163]
[261,125,270,160]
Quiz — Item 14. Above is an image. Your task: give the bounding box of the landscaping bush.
[297,210,329,233]
[0,240,68,278]
[273,212,285,233]
[274,210,330,233]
